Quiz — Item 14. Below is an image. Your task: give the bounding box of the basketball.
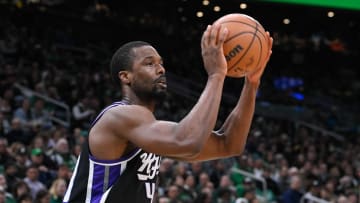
[214,13,269,78]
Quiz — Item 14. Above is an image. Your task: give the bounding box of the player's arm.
[106,24,229,158]
[172,79,260,161]
[174,32,273,162]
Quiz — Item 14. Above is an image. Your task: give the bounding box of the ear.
[118,71,131,85]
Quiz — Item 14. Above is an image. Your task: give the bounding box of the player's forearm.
[176,74,225,151]
[220,80,259,155]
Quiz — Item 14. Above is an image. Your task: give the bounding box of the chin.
[153,89,167,101]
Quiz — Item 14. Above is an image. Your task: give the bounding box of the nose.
[157,64,165,75]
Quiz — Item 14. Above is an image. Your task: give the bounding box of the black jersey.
[63,101,162,203]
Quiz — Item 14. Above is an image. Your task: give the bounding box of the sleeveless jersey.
[63,101,162,203]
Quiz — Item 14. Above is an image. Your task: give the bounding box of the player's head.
[110,41,167,101]
[110,41,150,84]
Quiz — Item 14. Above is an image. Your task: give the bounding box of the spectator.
[180,175,196,201]
[196,172,210,193]
[31,136,47,153]
[34,189,50,203]
[166,185,181,203]
[29,148,56,187]
[0,112,10,136]
[0,174,16,203]
[17,193,33,203]
[4,118,31,145]
[14,146,30,178]
[55,164,71,183]
[13,98,31,129]
[209,160,227,188]
[23,165,46,200]
[272,165,288,191]
[213,175,236,203]
[0,99,11,121]
[31,98,53,130]
[72,143,82,158]
[337,195,348,203]
[158,196,170,203]
[12,181,30,202]
[0,188,5,203]
[194,187,212,203]
[48,138,76,170]
[319,187,335,202]
[49,178,67,203]
[303,180,321,199]
[215,187,234,203]
[71,127,87,147]
[235,188,257,203]
[231,155,249,186]
[281,175,303,203]
[0,138,14,168]
[71,97,95,129]
[190,162,203,183]
[3,163,21,192]
[347,192,358,203]
[236,177,255,198]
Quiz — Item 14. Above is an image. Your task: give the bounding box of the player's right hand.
[201,23,229,77]
[246,31,273,85]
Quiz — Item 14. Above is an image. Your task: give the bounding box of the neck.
[121,84,162,112]
[122,93,156,113]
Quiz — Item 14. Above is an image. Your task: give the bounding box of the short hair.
[110,41,151,86]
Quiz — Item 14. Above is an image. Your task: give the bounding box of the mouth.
[155,76,167,87]
[157,81,167,88]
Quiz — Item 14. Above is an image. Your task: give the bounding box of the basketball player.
[63,23,273,203]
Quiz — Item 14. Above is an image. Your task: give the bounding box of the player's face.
[130,46,167,101]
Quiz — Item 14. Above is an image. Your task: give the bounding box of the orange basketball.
[214,13,269,78]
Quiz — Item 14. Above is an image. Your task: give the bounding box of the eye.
[146,62,155,67]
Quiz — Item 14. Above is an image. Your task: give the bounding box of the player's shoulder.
[105,104,155,124]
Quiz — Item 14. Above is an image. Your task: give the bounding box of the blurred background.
[0,0,359,202]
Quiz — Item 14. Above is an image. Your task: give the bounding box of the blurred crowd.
[1,3,360,203]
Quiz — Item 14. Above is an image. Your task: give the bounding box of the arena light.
[327,11,335,17]
[213,6,221,12]
[240,3,247,9]
[283,18,290,24]
[196,11,204,17]
[202,0,209,6]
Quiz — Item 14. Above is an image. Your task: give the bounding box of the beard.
[132,77,167,102]
[152,85,167,101]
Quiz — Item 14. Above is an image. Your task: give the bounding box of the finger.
[268,37,273,57]
[217,25,229,47]
[268,33,273,50]
[201,25,211,48]
[247,32,273,78]
[266,37,273,62]
[264,32,273,62]
[208,23,220,46]
[266,32,273,49]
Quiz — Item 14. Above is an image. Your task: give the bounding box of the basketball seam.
[221,20,266,40]
[228,23,259,72]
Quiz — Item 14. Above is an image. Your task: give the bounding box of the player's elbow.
[230,144,245,156]
[175,137,202,157]
[173,129,205,156]
[185,140,203,156]
[234,146,245,156]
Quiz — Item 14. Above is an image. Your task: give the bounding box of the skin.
[89,23,273,162]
